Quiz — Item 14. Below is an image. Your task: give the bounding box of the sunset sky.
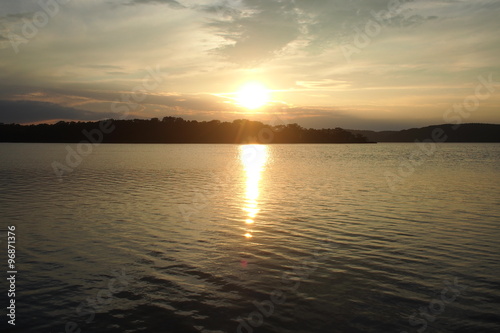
[0,0,499,130]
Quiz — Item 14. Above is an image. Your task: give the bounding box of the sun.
[236,82,270,109]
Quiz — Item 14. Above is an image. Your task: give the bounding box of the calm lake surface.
[0,143,499,333]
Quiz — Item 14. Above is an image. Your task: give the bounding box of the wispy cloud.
[125,0,185,9]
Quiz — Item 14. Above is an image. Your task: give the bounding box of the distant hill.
[348,123,500,142]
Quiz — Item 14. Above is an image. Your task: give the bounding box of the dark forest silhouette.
[0,117,369,143]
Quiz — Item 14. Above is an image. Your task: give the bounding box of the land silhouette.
[349,123,500,142]
[0,117,368,143]
[1,118,499,143]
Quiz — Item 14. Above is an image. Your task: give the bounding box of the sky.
[0,0,499,130]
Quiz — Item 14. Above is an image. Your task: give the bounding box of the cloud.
[82,64,125,70]
[207,1,302,64]
[0,100,118,124]
[195,2,240,18]
[203,0,436,64]
[125,0,185,9]
[296,79,351,90]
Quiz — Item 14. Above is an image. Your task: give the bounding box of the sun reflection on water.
[240,145,268,238]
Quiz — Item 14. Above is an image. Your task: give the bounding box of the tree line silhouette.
[0,117,369,143]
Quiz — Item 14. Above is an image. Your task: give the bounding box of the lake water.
[0,143,499,333]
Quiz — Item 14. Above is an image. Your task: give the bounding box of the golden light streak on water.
[240,145,269,238]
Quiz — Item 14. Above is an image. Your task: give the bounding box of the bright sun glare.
[236,82,270,109]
